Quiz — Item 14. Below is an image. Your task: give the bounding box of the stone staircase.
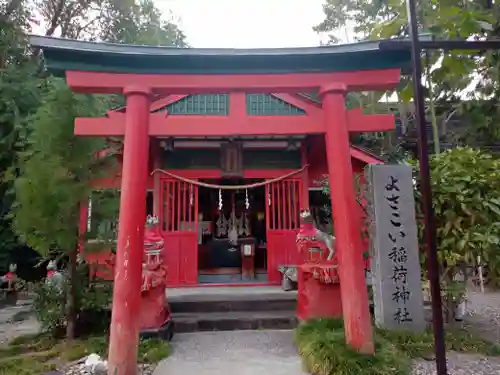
[168,286,298,333]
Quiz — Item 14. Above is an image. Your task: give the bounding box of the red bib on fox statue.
[296,209,343,320]
[138,216,172,331]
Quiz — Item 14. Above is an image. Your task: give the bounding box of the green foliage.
[412,147,500,316]
[0,332,169,375]
[378,327,500,358]
[295,319,410,375]
[12,80,114,257]
[0,35,45,271]
[413,148,500,267]
[85,189,120,250]
[101,0,188,47]
[295,318,500,375]
[1,0,187,273]
[138,338,171,363]
[315,0,500,147]
[33,263,113,336]
[32,282,67,335]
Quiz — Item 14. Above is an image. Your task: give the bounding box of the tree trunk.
[66,248,78,340]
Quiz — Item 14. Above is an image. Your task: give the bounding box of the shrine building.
[30,36,411,288]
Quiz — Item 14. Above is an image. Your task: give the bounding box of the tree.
[0,0,48,273]
[314,0,499,150]
[101,0,187,46]
[4,0,187,338]
[12,80,116,338]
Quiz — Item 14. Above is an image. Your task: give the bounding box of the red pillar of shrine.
[108,87,151,375]
[319,83,374,354]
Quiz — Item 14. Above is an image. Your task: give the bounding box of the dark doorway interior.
[197,179,267,283]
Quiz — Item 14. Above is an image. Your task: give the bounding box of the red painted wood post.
[319,83,374,354]
[108,87,151,375]
[300,145,310,210]
[151,139,161,217]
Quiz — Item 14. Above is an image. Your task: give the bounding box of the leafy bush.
[33,263,112,337]
[412,147,500,320]
[32,282,67,336]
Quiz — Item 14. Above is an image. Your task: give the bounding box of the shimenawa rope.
[150,165,308,190]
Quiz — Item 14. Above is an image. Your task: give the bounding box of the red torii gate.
[30,35,411,375]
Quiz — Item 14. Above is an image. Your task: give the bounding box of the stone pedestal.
[296,209,343,322]
[297,264,342,320]
[138,223,172,332]
[139,278,169,329]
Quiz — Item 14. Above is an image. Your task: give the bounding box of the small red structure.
[138,218,172,338]
[100,217,173,338]
[30,35,412,373]
[2,264,17,285]
[1,264,19,305]
[296,210,343,320]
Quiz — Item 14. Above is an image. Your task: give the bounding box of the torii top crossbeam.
[29,35,412,94]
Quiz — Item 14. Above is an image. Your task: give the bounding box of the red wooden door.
[160,179,198,286]
[266,179,302,283]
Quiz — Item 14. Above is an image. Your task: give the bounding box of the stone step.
[169,293,297,314]
[172,311,298,333]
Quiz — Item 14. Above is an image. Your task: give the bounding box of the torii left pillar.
[108,87,151,375]
[319,83,374,354]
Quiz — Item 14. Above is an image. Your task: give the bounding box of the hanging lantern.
[245,189,250,210]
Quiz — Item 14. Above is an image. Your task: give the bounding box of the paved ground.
[152,330,307,375]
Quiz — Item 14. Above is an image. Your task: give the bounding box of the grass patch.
[377,326,500,358]
[295,319,410,375]
[294,318,500,375]
[139,338,171,363]
[0,333,170,375]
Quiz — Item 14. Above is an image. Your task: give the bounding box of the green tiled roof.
[29,35,414,76]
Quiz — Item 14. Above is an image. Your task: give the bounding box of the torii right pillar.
[319,83,374,354]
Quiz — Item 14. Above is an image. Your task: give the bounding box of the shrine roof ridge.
[28,35,429,76]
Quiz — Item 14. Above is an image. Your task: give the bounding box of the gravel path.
[408,289,500,374]
[0,301,39,345]
[411,352,500,374]
[153,330,307,375]
[463,290,500,343]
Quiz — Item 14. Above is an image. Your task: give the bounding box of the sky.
[155,0,329,48]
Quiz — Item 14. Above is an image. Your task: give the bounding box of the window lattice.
[246,94,305,115]
[165,94,229,115]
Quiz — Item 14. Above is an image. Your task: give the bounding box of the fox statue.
[298,209,336,261]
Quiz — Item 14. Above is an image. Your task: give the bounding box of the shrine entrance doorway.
[160,178,199,286]
[197,179,268,284]
[266,179,303,283]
